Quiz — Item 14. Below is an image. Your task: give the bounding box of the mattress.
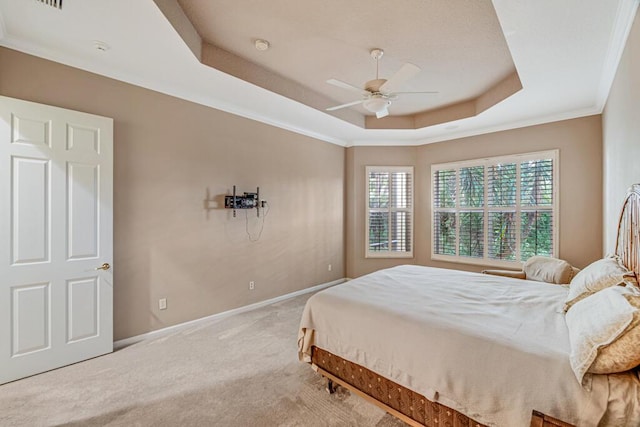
[298,265,640,426]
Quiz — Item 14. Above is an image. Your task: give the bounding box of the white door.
[0,96,113,384]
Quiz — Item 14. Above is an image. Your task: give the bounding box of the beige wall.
[346,116,603,278]
[0,47,345,341]
[602,9,640,254]
[345,146,419,278]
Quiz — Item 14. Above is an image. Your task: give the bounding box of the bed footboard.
[311,346,574,427]
[311,346,485,427]
[530,411,574,427]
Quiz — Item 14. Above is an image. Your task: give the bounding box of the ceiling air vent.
[35,0,62,9]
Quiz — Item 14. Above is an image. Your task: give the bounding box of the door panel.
[66,277,99,343]
[11,157,50,264]
[67,162,99,260]
[67,124,100,153]
[0,96,113,384]
[11,115,51,147]
[11,282,50,356]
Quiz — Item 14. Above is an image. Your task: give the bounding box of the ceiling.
[176,0,519,128]
[0,0,637,146]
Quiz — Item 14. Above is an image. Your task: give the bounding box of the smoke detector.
[93,41,111,52]
[254,39,270,51]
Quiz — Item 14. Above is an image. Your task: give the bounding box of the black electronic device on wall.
[225,186,261,217]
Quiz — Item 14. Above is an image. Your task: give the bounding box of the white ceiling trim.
[596,0,639,111]
[348,105,602,147]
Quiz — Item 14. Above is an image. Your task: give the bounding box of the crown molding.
[348,105,602,147]
[596,0,639,111]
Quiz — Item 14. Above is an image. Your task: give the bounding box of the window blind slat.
[488,211,517,260]
[487,163,516,207]
[521,159,553,207]
[368,211,389,252]
[459,166,484,208]
[433,211,456,255]
[433,169,456,208]
[459,211,484,258]
[369,172,389,209]
[390,172,412,209]
[521,210,553,260]
[391,211,411,252]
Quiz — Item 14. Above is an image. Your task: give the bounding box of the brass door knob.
[95,263,111,271]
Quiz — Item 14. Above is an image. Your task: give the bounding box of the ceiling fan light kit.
[363,96,391,113]
[326,48,437,119]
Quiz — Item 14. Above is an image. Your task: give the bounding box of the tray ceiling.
[0,0,636,145]
[176,0,521,129]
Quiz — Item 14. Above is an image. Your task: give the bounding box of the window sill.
[431,254,526,269]
[366,252,414,259]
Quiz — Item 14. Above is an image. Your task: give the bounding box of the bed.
[298,184,640,427]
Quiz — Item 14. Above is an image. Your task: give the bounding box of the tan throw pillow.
[564,255,637,311]
[565,285,640,383]
[590,291,640,374]
[523,256,575,284]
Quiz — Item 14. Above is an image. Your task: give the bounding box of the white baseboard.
[113,278,346,350]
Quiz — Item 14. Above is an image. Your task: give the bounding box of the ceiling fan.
[326,48,438,119]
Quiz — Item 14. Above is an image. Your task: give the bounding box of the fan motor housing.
[365,79,387,93]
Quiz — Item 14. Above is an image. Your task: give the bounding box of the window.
[366,166,413,258]
[432,150,558,267]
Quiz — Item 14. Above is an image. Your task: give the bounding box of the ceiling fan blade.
[391,91,439,95]
[376,107,389,119]
[327,78,369,95]
[326,100,363,111]
[379,63,421,93]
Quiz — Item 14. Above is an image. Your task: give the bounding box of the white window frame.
[431,150,559,268]
[365,166,414,258]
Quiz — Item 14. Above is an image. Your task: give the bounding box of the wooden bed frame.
[310,184,640,427]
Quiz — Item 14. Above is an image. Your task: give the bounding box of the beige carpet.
[0,293,406,427]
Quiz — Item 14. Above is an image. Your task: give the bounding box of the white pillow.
[522,256,575,284]
[564,255,636,311]
[565,285,640,384]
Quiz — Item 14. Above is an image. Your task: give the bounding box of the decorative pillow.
[565,285,640,383]
[522,256,575,284]
[564,255,637,311]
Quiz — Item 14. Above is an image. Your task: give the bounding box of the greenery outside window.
[366,166,413,258]
[431,150,558,267]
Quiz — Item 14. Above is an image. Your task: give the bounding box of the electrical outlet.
[249,281,255,290]
[159,298,167,310]
[328,264,332,271]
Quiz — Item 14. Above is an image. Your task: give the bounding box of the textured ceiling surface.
[178,0,516,118]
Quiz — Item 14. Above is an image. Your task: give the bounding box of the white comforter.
[298,265,640,427]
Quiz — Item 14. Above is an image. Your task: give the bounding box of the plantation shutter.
[520,159,554,260]
[487,163,517,261]
[459,166,485,258]
[431,151,557,267]
[433,169,456,256]
[366,166,413,258]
